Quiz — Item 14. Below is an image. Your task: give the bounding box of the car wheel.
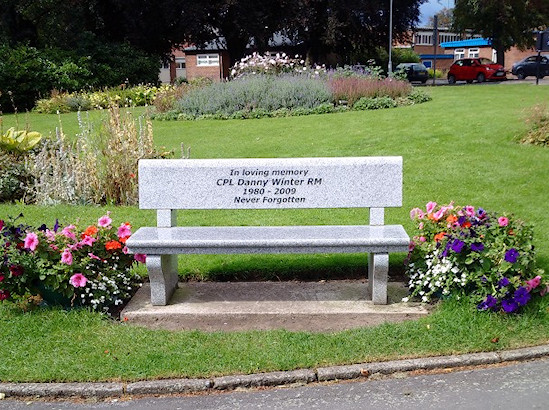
[421,79,427,84]
[448,74,456,84]
[516,69,526,80]
[477,73,486,83]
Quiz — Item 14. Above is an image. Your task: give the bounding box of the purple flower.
[498,277,510,288]
[477,295,498,311]
[53,219,59,233]
[502,298,518,313]
[451,239,465,253]
[505,248,519,263]
[471,242,484,252]
[481,276,488,283]
[513,287,531,306]
[477,208,486,218]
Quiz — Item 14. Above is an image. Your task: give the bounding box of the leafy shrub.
[230,52,326,78]
[29,107,170,205]
[328,77,412,106]
[0,213,144,314]
[0,153,31,202]
[405,202,547,313]
[175,75,332,118]
[520,104,549,147]
[428,68,444,79]
[407,89,432,104]
[325,62,384,80]
[353,97,397,110]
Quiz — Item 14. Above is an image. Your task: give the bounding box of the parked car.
[396,63,429,83]
[447,58,506,84]
[511,55,549,79]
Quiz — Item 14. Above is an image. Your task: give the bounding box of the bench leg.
[367,253,388,305]
[147,255,179,306]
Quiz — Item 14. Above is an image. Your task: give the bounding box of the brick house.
[160,42,231,83]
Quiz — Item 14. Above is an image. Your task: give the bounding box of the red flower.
[82,225,98,238]
[9,265,24,277]
[0,289,10,301]
[105,240,122,251]
[0,274,4,282]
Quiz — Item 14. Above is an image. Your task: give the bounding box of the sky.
[419,0,455,25]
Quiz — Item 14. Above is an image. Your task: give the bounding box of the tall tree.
[428,7,453,27]
[453,0,549,66]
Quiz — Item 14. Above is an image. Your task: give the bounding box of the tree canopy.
[453,0,549,65]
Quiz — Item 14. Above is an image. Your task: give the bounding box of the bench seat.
[127,225,410,255]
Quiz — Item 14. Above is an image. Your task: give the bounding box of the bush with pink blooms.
[404,202,548,313]
[0,212,144,313]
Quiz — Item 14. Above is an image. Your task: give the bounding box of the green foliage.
[0,153,31,202]
[406,203,547,313]
[353,96,397,110]
[0,43,160,112]
[428,68,444,79]
[407,88,433,104]
[0,127,42,153]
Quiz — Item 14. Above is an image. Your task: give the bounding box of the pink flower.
[426,201,437,214]
[98,212,112,228]
[88,252,104,261]
[122,246,129,254]
[433,208,446,221]
[498,217,509,227]
[134,253,147,263]
[465,206,475,217]
[49,244,59,251]
[69,273,88,288]
[80,235,96,247]
[24,232,39,251]
[526,276,542,292]
[117,223,132,238]
[61,225,76,241]
[45,229,56,242]
[61,248,73,265]
[409,208,424,220]
[418,222,424,230]
[419,236,426,242]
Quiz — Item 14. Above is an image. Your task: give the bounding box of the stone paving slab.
[121,280,430,332]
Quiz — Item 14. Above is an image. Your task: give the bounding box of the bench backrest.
[138,157,402,226]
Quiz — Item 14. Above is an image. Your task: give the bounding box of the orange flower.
[463,221,472,228]
[434,232,446,242]
[427,213,435,221]
[446,215,458,224]
[105,240,122,251]
[118,236,128,244]
[508,229,515,236]
[82,225,98,238]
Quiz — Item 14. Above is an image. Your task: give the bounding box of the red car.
[447,58,506,84]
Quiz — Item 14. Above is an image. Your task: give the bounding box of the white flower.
[402,297,409,303]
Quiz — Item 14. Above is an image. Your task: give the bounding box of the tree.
[428,7,453,27]
[453,0,549,66]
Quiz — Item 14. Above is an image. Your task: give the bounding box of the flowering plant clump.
[230,52,326,78]
[0,212,145,313]
[404,202,547,313]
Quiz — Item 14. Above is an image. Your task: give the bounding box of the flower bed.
[0,212,144,314]
[405,202,547,313]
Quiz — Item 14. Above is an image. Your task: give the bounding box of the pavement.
[120,280,429,332]
[2,280,549,400]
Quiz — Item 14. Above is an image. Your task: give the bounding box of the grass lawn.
[1,83,549,382]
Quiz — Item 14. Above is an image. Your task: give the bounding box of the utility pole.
[388,0,393,75]
[432,14,438,86]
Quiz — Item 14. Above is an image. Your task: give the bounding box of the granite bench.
[126,157,410,306]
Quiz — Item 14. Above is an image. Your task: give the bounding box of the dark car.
[511,55,549,79]
[396,63,429,83]
[447,58,506,84]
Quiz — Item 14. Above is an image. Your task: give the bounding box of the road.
[2,357,549,409]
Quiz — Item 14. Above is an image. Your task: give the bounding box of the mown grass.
[1,295,548,382]
[1,84,549,382]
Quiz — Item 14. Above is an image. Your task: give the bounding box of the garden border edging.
[1,344,549,399]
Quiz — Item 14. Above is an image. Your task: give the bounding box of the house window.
[468,48,479,58]
[415,34,433,45]
[422,60,432,68]
[175,57,186,69]
[197,54,219,66]
[454,48,465,60]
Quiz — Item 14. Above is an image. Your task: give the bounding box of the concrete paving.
[120,280,430,332]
